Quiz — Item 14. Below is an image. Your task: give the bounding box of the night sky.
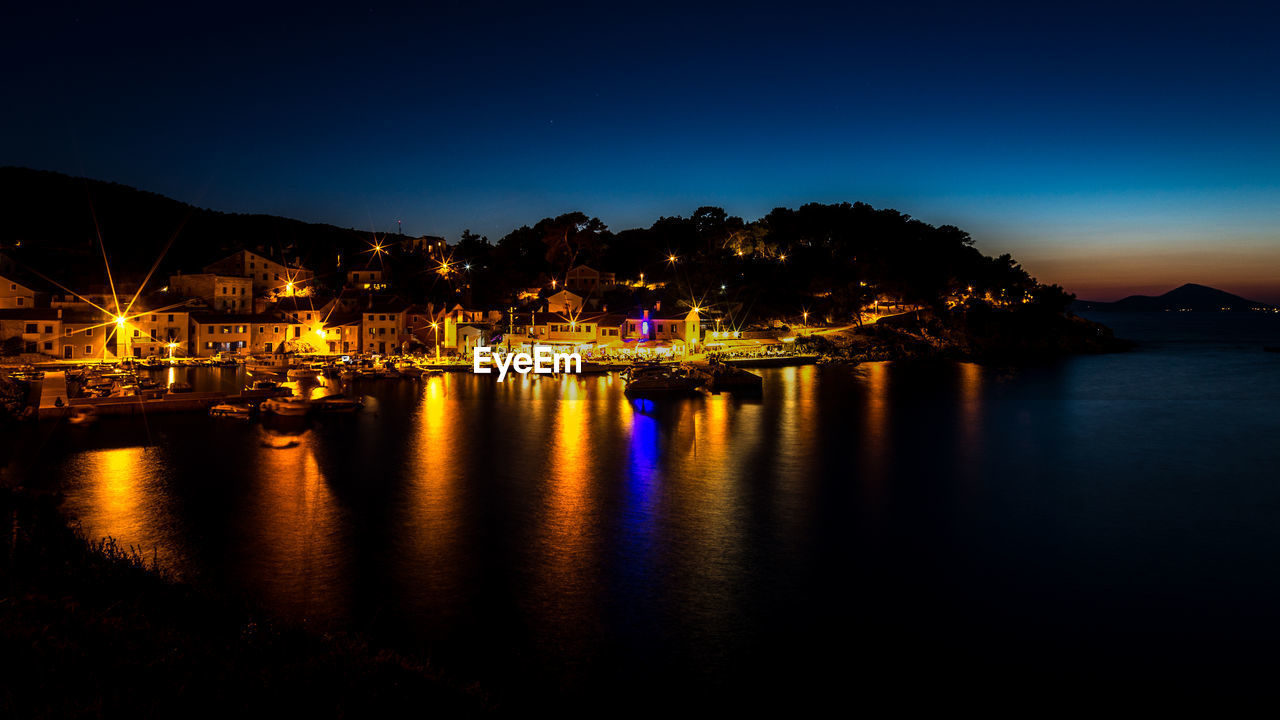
[4,1,1279,301]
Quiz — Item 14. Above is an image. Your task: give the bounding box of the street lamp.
[430,321,440,360]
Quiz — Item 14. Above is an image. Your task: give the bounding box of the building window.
[25,323,37,333]
[16,297,23,306]
[86,328,93,337]
[168,314,174,322]
[85,345,92,355]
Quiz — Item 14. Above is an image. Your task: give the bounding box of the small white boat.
[396,363,424,377]
[286,367,321,380]
[210,403,252,419]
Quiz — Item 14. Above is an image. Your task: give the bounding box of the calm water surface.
[4,312,1280,706]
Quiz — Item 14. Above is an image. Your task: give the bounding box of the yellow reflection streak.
[244,433,347,620]
[404,375,462,606]
[862,361,890,496]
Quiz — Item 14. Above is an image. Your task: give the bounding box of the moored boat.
[210,403,252,419]
[311,394,363,413]
[262,396,310,416]
[624,365,700,396]
[691,362,763,392]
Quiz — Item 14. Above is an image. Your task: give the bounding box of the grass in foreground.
[0,487,490,717]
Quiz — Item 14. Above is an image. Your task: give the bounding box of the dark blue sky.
[4,1,1279,299]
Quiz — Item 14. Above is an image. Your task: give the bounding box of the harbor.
[5,346,817,423]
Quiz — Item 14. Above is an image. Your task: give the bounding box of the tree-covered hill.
[0,167,1074,329]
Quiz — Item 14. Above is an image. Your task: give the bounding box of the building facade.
[169,273,253,311]
[203,250,313,297]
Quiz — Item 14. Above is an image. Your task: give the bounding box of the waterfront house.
[60,309,114,361]
[0,273,38,309]
[269,296,339,328]
[318,313,362,355]
[361,300,409,354]
[508,311,626,353]
[120,307,191,359]
[546,289,584,314]
[0,307,60,357]
[622,308,701,356]
[189,313,258,356]
[203,250,314,298]
[168,272,253,311]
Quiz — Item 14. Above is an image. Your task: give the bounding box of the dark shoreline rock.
[799,309,1132,366]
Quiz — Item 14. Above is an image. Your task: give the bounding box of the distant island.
[1074,283,1277,313]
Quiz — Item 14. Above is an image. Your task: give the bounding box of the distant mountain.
[1074,283,1274,312]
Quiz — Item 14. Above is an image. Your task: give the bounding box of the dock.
[36,370,288,420]
[719,354,819,368]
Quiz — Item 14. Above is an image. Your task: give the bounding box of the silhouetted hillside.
[0,167,383,288]
[1074,283,1273,312]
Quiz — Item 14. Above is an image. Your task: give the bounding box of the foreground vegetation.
[0,487,488,717]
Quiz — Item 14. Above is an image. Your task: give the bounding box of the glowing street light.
[430,321,440,360]
[667,253,678,265]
